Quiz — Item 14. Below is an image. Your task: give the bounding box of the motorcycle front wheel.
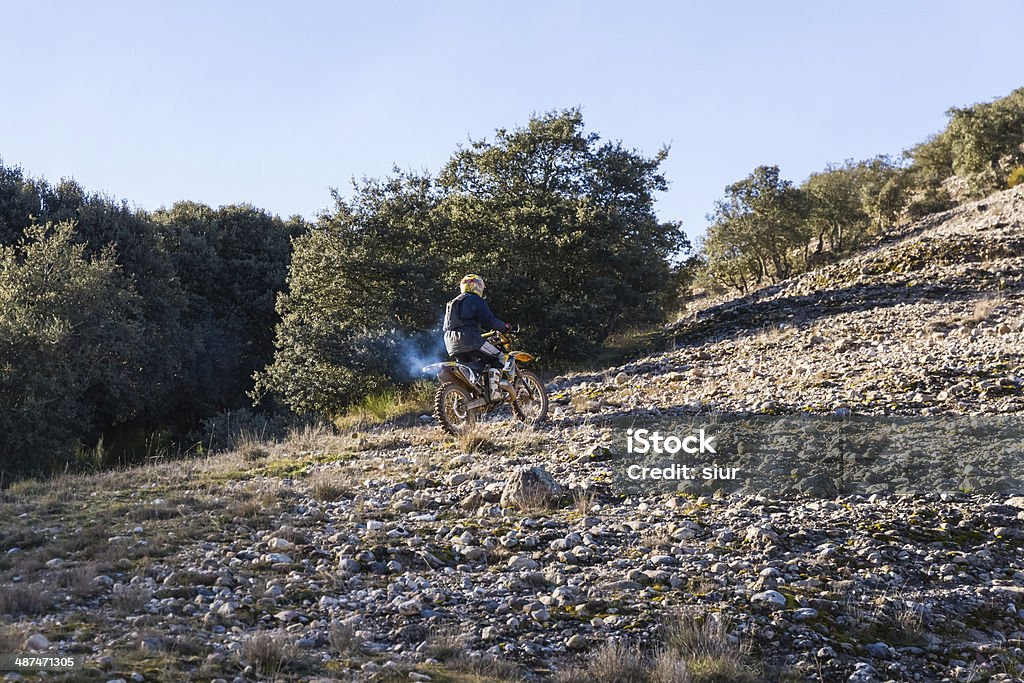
[434,381,478,435]
[511,370,548,426]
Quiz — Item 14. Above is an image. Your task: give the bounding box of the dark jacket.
[443,292,507,355]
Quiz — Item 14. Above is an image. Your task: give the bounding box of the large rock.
[500,466,565,510]
[24,634,50,651]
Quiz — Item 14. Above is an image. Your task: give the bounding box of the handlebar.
[483,325,519,339]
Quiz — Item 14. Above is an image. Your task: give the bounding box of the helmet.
[460,274,485,296]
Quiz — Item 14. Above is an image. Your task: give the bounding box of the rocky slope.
[2,187,1024,683]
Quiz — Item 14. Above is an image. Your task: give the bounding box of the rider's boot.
[488,369,503,401]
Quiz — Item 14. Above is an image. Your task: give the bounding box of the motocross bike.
[422,330,548,435]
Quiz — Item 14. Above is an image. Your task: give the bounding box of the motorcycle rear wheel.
[434,381,478,435]
[511,370,548,426]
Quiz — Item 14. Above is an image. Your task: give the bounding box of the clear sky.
[2,1,1022,242]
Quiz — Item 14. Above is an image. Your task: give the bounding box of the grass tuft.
[456,427,500,455]
[328,620,364,657]
[337,381,435,430]
[556,641,648,683]
[111,582,153,613]
[238,629,304,678]
[0,583,53,616]
[307,467,356,501]
[0,624,27,652]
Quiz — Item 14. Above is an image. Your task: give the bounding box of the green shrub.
[1008,165,1024,188]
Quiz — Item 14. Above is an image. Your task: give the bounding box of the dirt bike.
[422,330,548,435]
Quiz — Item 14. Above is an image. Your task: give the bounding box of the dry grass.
[893,599,926,640]
[494,425,548,456]
[111,582,153,613]
[569,394,594,412]
[0,624,27,653]
[555,615,756,683]
[651,649,693,683]
[684,656,759,683]
[229,497,269,522]
[0,583,53,616]
[641,525,676,551]
[281,422,348,455]
[414,450,432,475]
[3,478,47,500]
[556,641,647,683]
[663,611,743,662]
[509,484,560,514]
[328,620,364,657]
[237,430,272,462]
[968,294,1001,325]
[762,322,795,344]
[424,626,466,662]
[238,629,304,678]
[336,381,435,431]
[443,652,525,681]
[927,293,1005,334]
[46,563,103,599]
[572,487,596,516]
[135,631,205,656]
[456,426,500,455]
[661,611,758,683]
[307,466,357,502]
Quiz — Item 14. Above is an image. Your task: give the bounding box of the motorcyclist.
[443,274,513,401]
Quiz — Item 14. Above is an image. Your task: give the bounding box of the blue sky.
[2,1,1021,242]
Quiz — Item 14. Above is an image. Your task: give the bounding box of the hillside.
[2,187,1024,682]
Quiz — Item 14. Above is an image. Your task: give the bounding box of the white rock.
[566,634,587,649]
[24,633,50,651]
[263,553,292,565]
[751,590,787,607]
[507,556,539,570]
[398,600,422,616]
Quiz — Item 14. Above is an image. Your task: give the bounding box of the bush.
[0,162,303,479]
[0,222,145,476]
[946,87,1024,197]
[1008,165,1024,188]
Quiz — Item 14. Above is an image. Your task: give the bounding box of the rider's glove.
[506,322,518,333]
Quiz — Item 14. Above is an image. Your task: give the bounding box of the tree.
[906,132,954,190]
[437,108,688,359]
[257,110,688,415]
[801,156,907,242]
[946,87,1024,196]
[254,170,448,416]
[0,161,42,245]
[0,222,144,476]
[0,162,301,474]
[152,202,301,416]
[703,166,808,289]
[803,162,869,257]
[37,179,189,425]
